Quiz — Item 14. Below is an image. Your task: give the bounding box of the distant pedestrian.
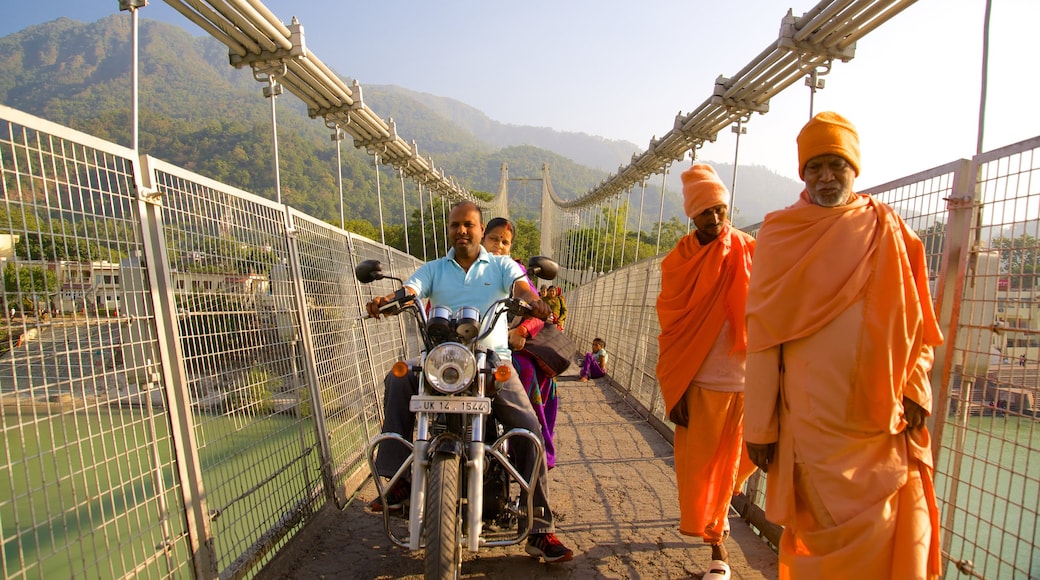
[1020,354,1027,367]
[579,338,607,382]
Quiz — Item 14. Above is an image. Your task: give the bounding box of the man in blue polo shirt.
[365,201,574,563]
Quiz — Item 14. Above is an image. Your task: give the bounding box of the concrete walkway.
[261,371,779,579]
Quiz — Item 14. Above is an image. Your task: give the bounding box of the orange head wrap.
[796,111,861,178]
[681,163,729,219]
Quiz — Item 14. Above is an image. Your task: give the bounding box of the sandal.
[703,559,730,580]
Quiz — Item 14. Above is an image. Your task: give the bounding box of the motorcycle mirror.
[355,260,385,284]
[526,256,559,281]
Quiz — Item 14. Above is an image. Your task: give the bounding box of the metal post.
[655,165,670,255]
[253,63,286,205]
[635,179,647,261]
[399,168,410,255]
[609,194,621,271]
[441,195,448,253]
[730,118,747,216]
[328,123,345,228]
[373,152,386,245]
[428,188,439,258]
[417,182,428,261]
[119,0,147,153]
[619,187,632,268]
[976,0,993,155]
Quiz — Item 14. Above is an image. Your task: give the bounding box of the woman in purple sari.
[483,217,560,468]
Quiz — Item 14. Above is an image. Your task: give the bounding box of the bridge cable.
[427,185,439,259]
[654,164,671,255]
[372,152,386,245]
[417,181,428,262]
[327,121,346,228]
[729,115,749,221]
[398,168,410,256]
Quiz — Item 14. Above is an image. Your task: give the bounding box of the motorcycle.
[357,256,559,580]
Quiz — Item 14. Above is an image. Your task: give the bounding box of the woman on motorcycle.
[482,218,561,469]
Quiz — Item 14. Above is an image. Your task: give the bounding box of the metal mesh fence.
[0,108,196,578]
[0,106,426,578]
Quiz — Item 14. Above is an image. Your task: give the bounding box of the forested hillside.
[0,14,801,257]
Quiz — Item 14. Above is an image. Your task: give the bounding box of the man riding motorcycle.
[364,201,574,563]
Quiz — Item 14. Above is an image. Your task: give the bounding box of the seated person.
[579,338,608,381]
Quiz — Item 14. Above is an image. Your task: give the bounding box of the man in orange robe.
[656,163,757,578]
[744,111,944,579]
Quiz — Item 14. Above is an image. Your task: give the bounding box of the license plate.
[409,396,491,415]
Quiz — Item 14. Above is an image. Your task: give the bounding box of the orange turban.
[796,111,860,178]
[681,163,729,219]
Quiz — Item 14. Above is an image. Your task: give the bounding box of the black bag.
[521,324,576,378]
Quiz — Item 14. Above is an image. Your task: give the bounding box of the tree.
[992,233,1039,289]
[917,221,946,278]
[3,262,59,313]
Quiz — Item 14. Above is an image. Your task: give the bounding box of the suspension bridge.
[1,0,1038,578]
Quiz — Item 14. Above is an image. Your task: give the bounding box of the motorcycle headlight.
[424,342,477,394]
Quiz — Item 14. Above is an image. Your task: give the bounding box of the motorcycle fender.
[427,432,465,459]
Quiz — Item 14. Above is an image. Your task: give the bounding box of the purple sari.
[512,350,559,468]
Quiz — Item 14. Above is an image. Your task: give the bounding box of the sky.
[2,0,1039,188]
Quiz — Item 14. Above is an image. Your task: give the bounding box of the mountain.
[384,86,642,173]
[0,15,799,231]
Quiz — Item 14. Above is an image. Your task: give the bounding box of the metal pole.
[125,2,143,154]
[604,198,618,273]
[253,63,286,205]
[655,165,670,255]
[730,118,747,217]
[428,188,439,258]
[635,179,648,262]
[269,78,282,205]
[329,125,345,228]
[619,187,632,267]
[373,152,386,245]
[976,0,993,155]
[441,196,448,254]
[417,182,428,261]
[399,168,410,255]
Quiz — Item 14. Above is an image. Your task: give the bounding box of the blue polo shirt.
[405,247,525,359]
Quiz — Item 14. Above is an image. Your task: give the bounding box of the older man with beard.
[743,111,944,578]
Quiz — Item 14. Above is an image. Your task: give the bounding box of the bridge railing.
[563,138,1040,579]
[0,104,425,579]
[3,98,1038,578]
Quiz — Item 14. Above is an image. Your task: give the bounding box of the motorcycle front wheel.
[423,453,462,580]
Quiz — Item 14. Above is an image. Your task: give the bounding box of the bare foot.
[579,377,588,382]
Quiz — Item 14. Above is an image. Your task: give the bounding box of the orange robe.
[744,192,944,578]
[656,225,755,542]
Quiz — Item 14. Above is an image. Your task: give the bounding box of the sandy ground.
[260,370,779,579]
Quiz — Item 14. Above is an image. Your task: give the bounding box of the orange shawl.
[745,191,944,433]
[656,225,755,417]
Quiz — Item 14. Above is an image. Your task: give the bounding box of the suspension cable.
[373,152,386,245]
[428,186,439,259]
[398,168,410,255]
[417,181,428,261]
[654,165,670,255]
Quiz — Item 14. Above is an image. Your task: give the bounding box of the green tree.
[992,233,1039,289]
[917,221,946,277]
[3,262,59,313]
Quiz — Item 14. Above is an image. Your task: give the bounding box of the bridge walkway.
[261,368,778,579]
